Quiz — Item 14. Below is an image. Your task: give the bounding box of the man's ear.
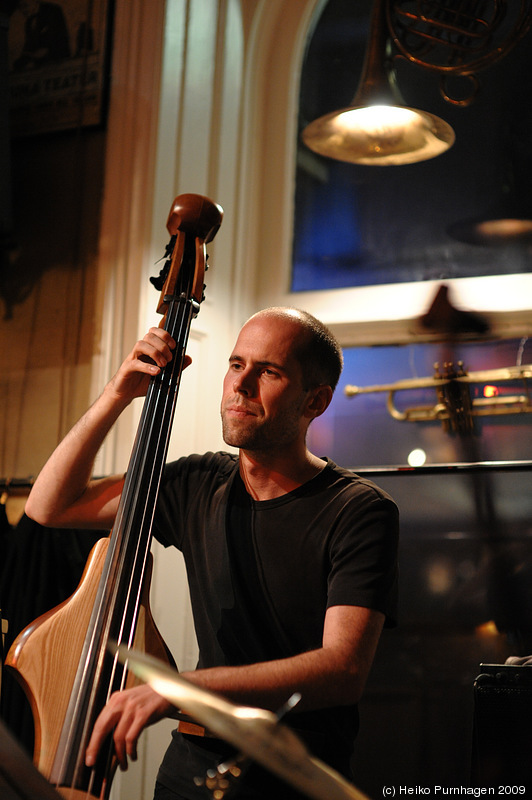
[305,385,333,420]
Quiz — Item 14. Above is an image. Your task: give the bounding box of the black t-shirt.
[152,452,399,798]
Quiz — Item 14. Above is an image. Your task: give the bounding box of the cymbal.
[112,644,369,800]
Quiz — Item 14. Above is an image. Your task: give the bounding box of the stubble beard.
[221,411,270,451]
[220,399,306,453]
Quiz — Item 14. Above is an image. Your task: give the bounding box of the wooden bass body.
[6,539,170,798]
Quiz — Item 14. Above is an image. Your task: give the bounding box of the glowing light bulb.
[407,448,426,467]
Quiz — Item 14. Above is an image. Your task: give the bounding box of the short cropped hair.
[257,307,344,393]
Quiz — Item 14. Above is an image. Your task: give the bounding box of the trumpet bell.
[301,0,456,166]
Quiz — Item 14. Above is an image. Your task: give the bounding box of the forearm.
[180,606,385,714]
[25,384,129,528]
[26,328,177,529]
[180,647,368,714]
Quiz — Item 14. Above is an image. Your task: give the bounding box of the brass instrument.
[301,0,532,166]
[387,0,532,106]
[344,362,532,434]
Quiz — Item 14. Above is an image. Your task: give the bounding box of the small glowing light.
[407,448,426,467]
[427,559,453,595]
[483,385,499,398]
[335,105,422,134]
[475,620,500,638]
[476,219,532,241]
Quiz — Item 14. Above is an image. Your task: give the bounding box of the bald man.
[26,307,398,800]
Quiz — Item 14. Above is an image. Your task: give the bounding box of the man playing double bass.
[25,306,399,800]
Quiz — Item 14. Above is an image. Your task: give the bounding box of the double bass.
[5,194,223,799]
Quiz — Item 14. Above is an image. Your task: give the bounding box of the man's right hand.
[26,328,189,530]
[85,685,175,771]
[107,328,179,404]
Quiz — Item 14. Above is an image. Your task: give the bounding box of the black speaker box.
[472,664,532,789]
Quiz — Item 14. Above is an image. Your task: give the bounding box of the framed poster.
[8,0,112,137]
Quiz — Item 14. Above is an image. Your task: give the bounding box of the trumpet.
[344,362,532,433]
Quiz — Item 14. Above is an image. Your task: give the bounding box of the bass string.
[72,256,200,794]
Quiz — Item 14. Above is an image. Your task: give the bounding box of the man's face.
[220,314,311,453]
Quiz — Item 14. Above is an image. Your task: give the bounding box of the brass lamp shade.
[448,216,532,246]
[301,0,455,166]
[302,103,455,166]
